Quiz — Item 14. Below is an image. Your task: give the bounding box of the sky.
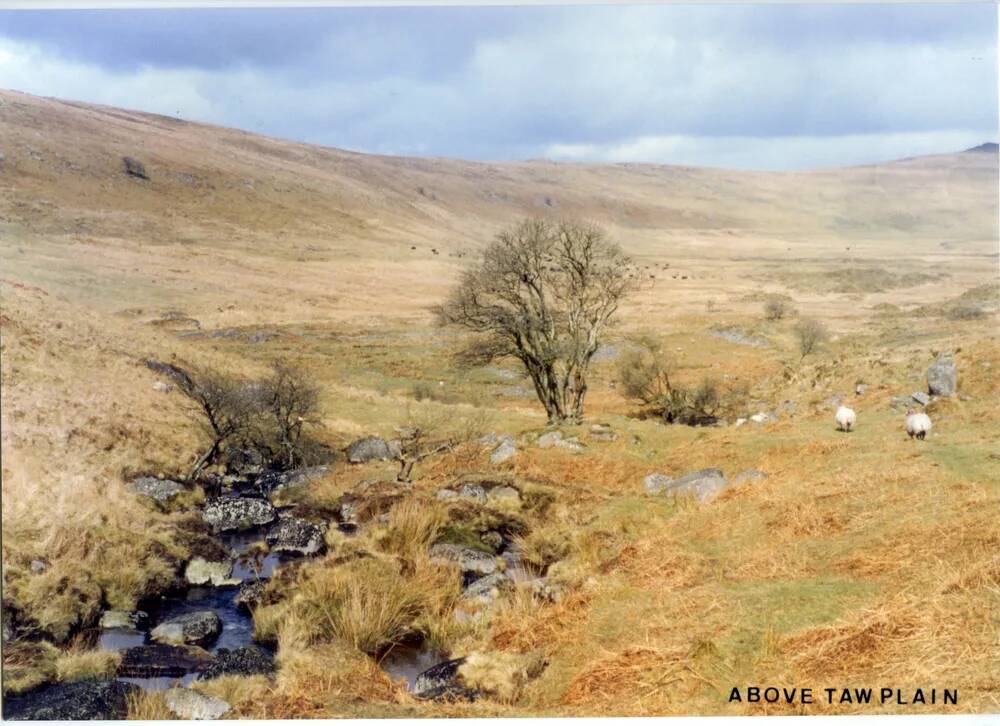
[0,4,996,170]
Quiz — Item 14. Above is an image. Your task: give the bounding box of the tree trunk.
[188,439,220,481]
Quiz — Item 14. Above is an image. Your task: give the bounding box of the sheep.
[835,405,856,432]
[905,409,932,440]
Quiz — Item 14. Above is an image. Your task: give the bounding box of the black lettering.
[839,689,853,704]
[764,687,779,703]
[748,687,760,703]
[880,688,893,703]
[854,688,872,704]
[944,689,958,705]
[913,689,925,704]
[729,687,743,703]
[825,687,836,704]
[802,688,812,704]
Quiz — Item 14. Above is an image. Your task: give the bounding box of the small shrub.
[794,317,829,358]
[764,298,794,321]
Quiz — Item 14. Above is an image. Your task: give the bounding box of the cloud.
[0,4,995,169]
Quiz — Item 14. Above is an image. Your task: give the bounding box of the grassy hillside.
[1,90,998,716]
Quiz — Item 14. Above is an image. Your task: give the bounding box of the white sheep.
[835,405,856,432]
[905,409,932,440]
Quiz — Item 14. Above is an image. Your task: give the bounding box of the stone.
[2,679,138,721]
[536,431,564,448]
[150,611,222,647]
[855,383,869,395]
[29,559,46,574]
[152,381,173,393]
[490,440,517,464]
[911,391,931,406]
[643,473,673,495]
[185,557,236,586]
[486,485,521,505]
[100,610,148,630]
[750,412,775,424]
[266,515,326,556]
[429,544,498,577]
[530,578,567,603]
[590,423,613,434]
[254,466,329,496]
[927,353,958,397]
[662,468,728,503]
[735,418,747,427]
[131,476,186,502]
[732,469,769,485]
[117,644,215,678]
[122,155,149,179]
[233,580,266,611]
[554,437,586,452]
[889,395,912,410]
[202,497,276,532]
[346,436,398,463]
[436,489,458,501]
[462,573,513,603]
[458,483,487,503]
[416,684,481,702]
[164,688,230,720]
[199,646,275,680]
[414,657,466,696]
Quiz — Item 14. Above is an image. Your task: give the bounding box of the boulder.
[150,611,221,647]
[490,440,517,464]
[536,431,564,448]
[589,431,618,442]
[233,580,266,611]
[2,679,138,721]
[732,469,769,485]
[117,644,215,678]
[554,437,586,452]
[458,483,487,503]
[122,155,149,179]
[643,473,673,495]
[486,485,521,505]
[185,557,236,586]
[100,610,148,630]
[750,412,776,424]
[414,657,465,695]
[480,531,504,551]
[429,544,498,577]
[927,353,957,397]
[531,578,567,603]
[199,646,276,680]
[152,381,173,393]
[436,489,458,501]
[911,391,931,407]
[202,497,276,532]
[855,383,869,395]
[130,476,186,502]
[662,468,728,503]
[266,515,325,556]
[164,688,230,720]
[254,466,329,495]
[462,573,514,604]
[346,436,398,464]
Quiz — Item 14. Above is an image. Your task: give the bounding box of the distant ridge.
[964,142,998,153]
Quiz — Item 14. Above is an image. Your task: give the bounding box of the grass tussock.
[126,690,176,720]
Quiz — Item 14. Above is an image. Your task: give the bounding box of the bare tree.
[764,298,794,321]
[179,368,254,480]
[253,363,322,470]
[794,318,829,359]
[393,410,488,483]
[438,218,639,423]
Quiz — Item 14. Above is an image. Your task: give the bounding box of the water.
[98,628,146,651]
[219,528,299,582]
[378,644,445,692]
[118,674,198,692]
[149,586,256,654]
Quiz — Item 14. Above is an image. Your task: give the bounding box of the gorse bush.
[794,317,830,358]
[763,298,795,321]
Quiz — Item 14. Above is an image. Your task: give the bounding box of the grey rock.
[462,573,514,603]
[732,469,769,485]
[100,610,148,630]
[200,646,275,680]
[152,381,173,393]
[151,611,221,647]
[480,531,504,550]
[266,515,325,556]
[711,328,769,348]
[589,431,618,442]
[531,578,567,603]
[255,466,329,495]
[855,383,869,395]
[131,476,186,502]
[662,468,728,503]
[414,657,466,696]
[458,483,487,503]
[490,440,517,464]
[144,359,193,389]
[164,688,230,720]
[202,497,276,532]
[889,395,913,410]
[436,489,458,501]
[346,436,398,463]
[2,679,138,721]
[29,559,46,574]
[927,353,958,397]
[185,557,235,586]
[911,391,931,406]
[750,412,776,424]
[117,644,215,678]
[429,544,498,576]
[233,580,266,611]
[536,431,564,448]
[554,437,586,452]
[643,473,673,494]
[122,155,149,179]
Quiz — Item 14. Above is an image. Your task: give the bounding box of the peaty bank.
[729,686,959,707]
